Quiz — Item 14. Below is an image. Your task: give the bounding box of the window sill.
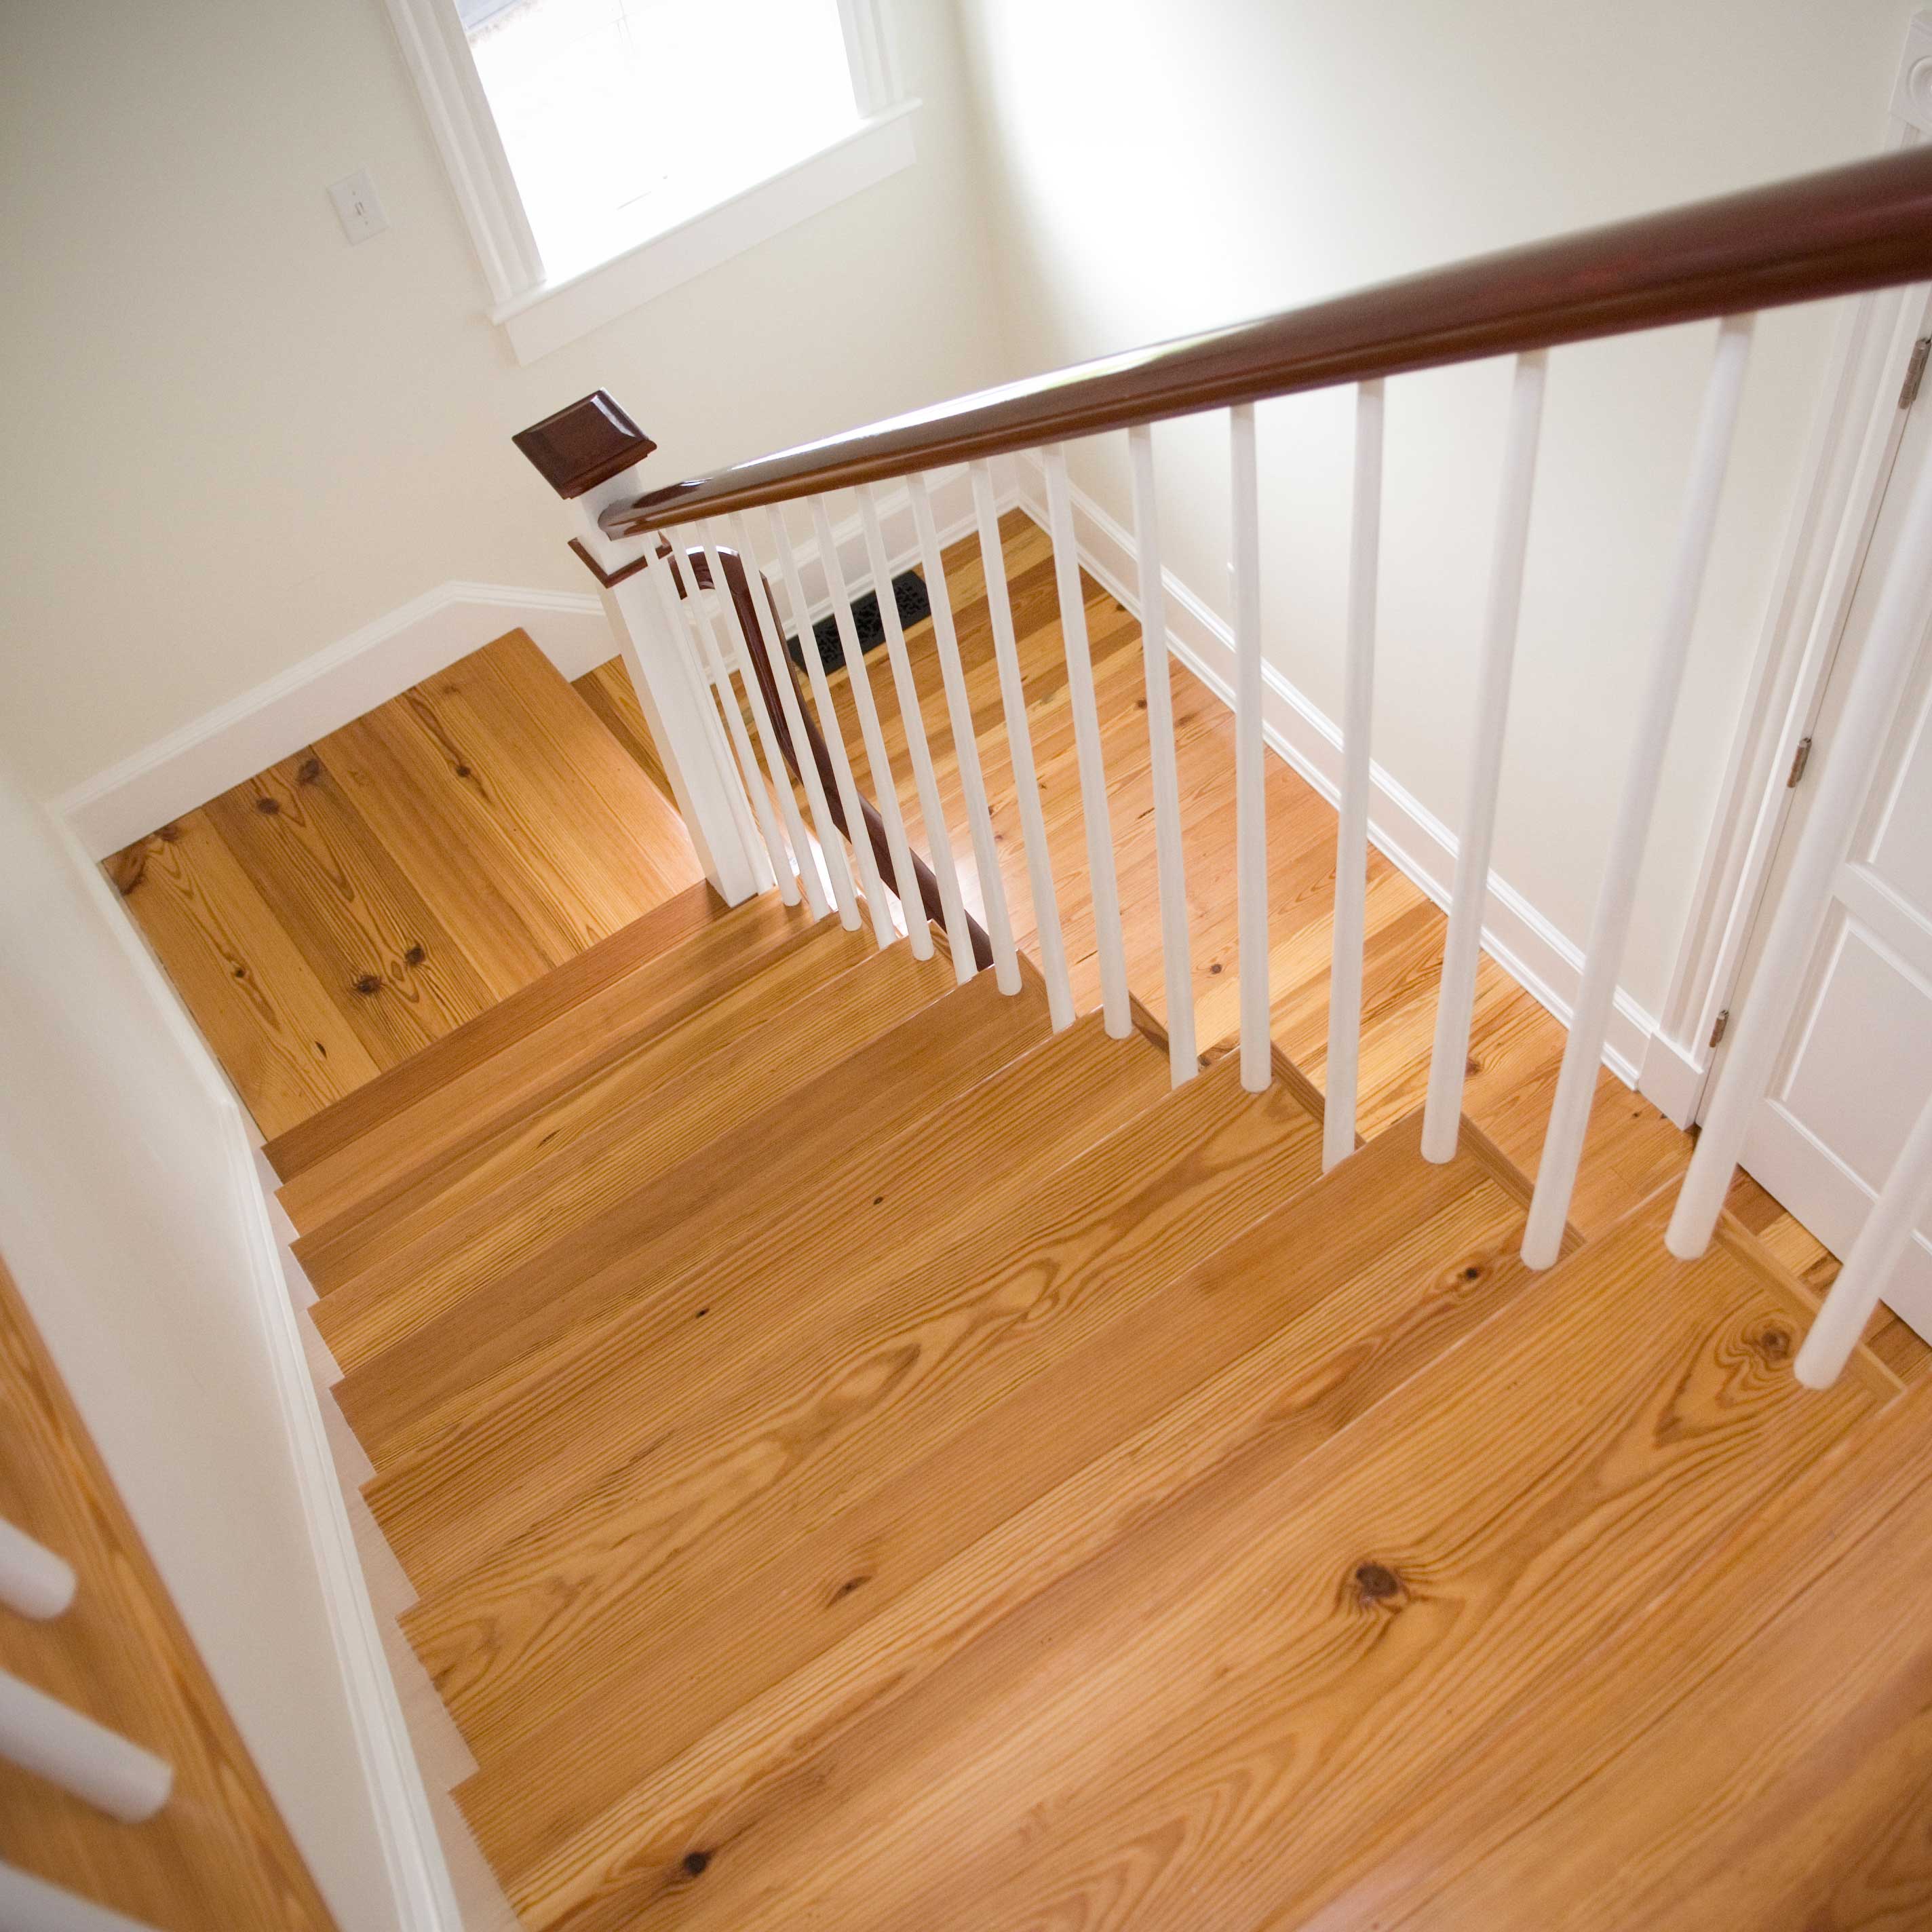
[490,100,921,366]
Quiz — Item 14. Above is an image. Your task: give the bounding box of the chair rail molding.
[1650,18,1932,1127]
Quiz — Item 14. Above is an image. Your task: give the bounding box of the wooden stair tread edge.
[294,917,889,1298]
[356,999,1171,1593]
[1298,1377,1932,1931]
[395,1055,1330,1777]
[332,966,1061,1469]
[273,887,822,1230]
[467,1112,1544,1917]
[492,1161,1881,1931]
[264,876,723,1182]
[308,935,964,1366]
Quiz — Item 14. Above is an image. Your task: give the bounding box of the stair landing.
[105,630,702,1137]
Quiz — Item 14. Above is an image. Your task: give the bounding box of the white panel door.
[1738,391,1932,1337]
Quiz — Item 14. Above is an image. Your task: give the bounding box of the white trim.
[377,0,541,307]
[497,106,919,366]
[51,463,984,863]
[54,584,614,859]
[56,815,461,1932]
[383,0,912,358]
[1009,451,1659,1086]
[1648,20,1932,1127]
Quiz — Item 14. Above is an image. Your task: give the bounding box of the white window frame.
[381,0,916,364]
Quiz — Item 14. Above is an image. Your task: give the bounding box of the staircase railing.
[518,144,1932,1385]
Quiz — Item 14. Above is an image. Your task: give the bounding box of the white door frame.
[1640,12,1932,1127]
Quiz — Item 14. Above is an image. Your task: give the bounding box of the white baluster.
[766,507,895,948]
[643,548,775,897]
[908,473,1022,994]
[677,539,800,906]
[0,1518,75,1621]
[971,460,1075,1030]
[1796,1089,1932,1387]
[1523,317,1754,1267]
[1670,423,1932,1258]
[1326,379,1385,1169]
[727,509,860,931]
[699,522,828,920]
[856,486,975,978]
[1230,403,1271,1092]
[1422,350,1549,1161]
[1044,445,1132,1039]
[811,496,933,959]
[1128,424,1197,1084]
[0,1863,161,1932]
[0,1669,172,1823]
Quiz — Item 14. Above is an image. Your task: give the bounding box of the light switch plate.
[329,170,389,245]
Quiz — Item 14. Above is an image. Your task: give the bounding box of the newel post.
[512,392,768,904]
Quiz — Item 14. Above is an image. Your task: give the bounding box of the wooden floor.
[260,883,1927,1932]
[109,507,1932,1929]
[109,630,702,1138]
[578,511,1927,1377]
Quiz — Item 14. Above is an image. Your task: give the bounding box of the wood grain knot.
[297,757,322,784]
[1750,1322,1793,1364]
[404,944,427,967]
[682,1850,712,1878]
[829,1573,872,1606]
[254,795,281,815]
[454,763,473,779]
[1465,1055,1482,1076]
[353,972,383,996]
[1353,1562,1404,1609]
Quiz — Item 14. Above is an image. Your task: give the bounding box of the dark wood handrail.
[670,543,996,971]
[605,144,1932,537]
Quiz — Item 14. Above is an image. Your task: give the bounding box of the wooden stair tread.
[359,1002,1170,1589]
[110,629,705,1142]
[1302,1377,1932,1929]
[296,915,885,1301]
[335,967,1061,1471]
[310,931,959,1372]
[448,1110,1534,1901]
[398,1053,1326,1787]
[484,1178,1881,1932]
[270,884,813,1221]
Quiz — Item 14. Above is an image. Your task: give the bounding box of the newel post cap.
[512,391,657,499]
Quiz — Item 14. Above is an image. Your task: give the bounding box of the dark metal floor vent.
[790,569,933,674]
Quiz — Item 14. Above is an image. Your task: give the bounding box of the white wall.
[953,0,1918,1016]
[0,0,1010,805]
[0,757,401,1927]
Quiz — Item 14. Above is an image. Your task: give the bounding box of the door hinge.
[1785,735,1813,788]
[1901,336,1931,410]
[1709,1008,1731,1049]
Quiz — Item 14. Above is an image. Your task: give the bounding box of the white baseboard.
[1636,1027,1709,1129]
[56,584,616,859]
[62,811,463,1932]
[56,464,990,861]
[1009,451,1659,1089]
[781,463,983,624]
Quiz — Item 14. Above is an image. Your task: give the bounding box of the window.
[386,0,914,362]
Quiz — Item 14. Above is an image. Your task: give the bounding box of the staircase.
[108,150,1932,1929]
[263,857,1923,1931]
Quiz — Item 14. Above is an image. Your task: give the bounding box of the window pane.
[467,0,861,281]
